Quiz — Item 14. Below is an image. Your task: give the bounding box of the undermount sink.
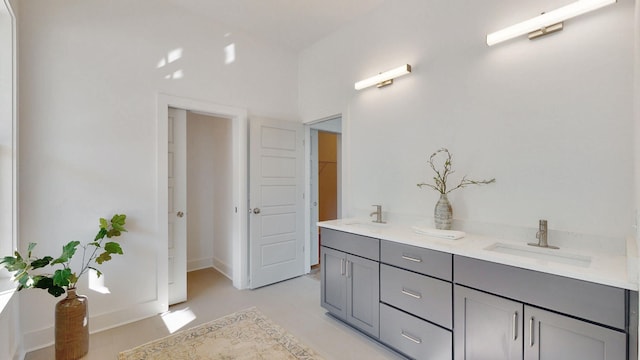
[342,221,388,231]
[484,242,592,268]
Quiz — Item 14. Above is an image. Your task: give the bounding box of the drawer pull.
[401,254,422,263]
[401,330,422,344]
[512,311,518,341]
[401,288,422,299]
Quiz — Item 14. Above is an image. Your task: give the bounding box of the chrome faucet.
[528,219,558,249]
[370,205,385,223]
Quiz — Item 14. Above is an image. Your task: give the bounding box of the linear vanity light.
[354,64,412,90]
[486,0,616,46]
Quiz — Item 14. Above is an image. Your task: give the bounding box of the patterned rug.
[118,307,323,360]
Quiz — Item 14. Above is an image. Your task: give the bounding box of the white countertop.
[319,218,639,291]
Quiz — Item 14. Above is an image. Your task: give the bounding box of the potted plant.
[0,214,128,360]
[417,148,495,230]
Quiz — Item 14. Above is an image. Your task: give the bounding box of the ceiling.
[165,0,387,51]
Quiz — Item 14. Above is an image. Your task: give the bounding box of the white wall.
[634,2,640,359]
[185,112,234,277]
[635,0,640,225]
[0,0,14,260]
[17,0,298,350]
[0,0,20,358]
[0,292,20,360]
[636,0,640,232]
[300,0,636,240]
[186,112,216,271]
[210,116,234,277]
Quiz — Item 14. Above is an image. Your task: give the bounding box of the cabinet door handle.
[512,311,518,340]
[401,330,422,344]
[401,288,422,299]
[346,260,351,278]
[529,317,535,347]
[340,258,345,276]
[401,254,422,263]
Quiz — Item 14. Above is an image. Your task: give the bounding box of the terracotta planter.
[434,193,453,230]
[55,288,89,360]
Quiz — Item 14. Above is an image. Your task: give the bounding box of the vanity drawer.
[380,264,452,329]
[321,228,379,261]
[380,303,452,360]
[381,240,452,281]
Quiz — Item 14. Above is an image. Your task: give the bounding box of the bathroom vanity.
[319,221,638,360]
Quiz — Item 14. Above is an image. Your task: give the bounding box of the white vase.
[434,193,453,230]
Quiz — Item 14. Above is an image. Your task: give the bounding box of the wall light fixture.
[354,64,412,90]
[486,0,616,46]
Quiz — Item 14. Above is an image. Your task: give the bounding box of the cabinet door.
[524,306,626,360]
[321,246,347,319]
[347,254,380,338]
[454,286,523,360]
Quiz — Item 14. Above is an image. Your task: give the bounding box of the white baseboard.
[13,347,24,360]
[212,257,232,279]
[23,297,165,353]
[187,257,232,280]
[187,257,214,272]
[21,257,232,353]
[22,325,53,353]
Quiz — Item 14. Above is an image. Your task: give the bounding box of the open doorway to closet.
[158,94,248,307]
[167,107,237,305]
[185,112,234,277]
[317,132,338,222]
[309,117,342,267]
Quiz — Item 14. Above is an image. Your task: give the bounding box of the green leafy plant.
[417,148,495,194]
[0,214,127,297]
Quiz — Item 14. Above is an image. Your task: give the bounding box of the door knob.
[253,208,261,214]
[177,211,184,218]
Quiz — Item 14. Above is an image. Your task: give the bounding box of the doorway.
[157,94,249,308]
[186,112,234,278]
[308,117,342,267]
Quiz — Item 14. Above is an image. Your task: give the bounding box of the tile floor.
[25,268,404,359]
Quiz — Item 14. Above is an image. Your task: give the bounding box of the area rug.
[118,307,323,360]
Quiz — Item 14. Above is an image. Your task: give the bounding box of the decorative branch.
[417,148,495,195]
[444,175,496,194]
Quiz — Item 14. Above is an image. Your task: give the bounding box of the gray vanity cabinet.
[346,253,380,337]
[455,285,626,360]
[454,285,523,360]
[454,255,630,360]
[379,240,453,359]
[318,228,635,360]
[320,228,380,338]
[524,305,626,360]
[320,246,348,319]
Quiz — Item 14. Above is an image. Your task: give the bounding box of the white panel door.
[249,117,304,288]
[168,107,187,304]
